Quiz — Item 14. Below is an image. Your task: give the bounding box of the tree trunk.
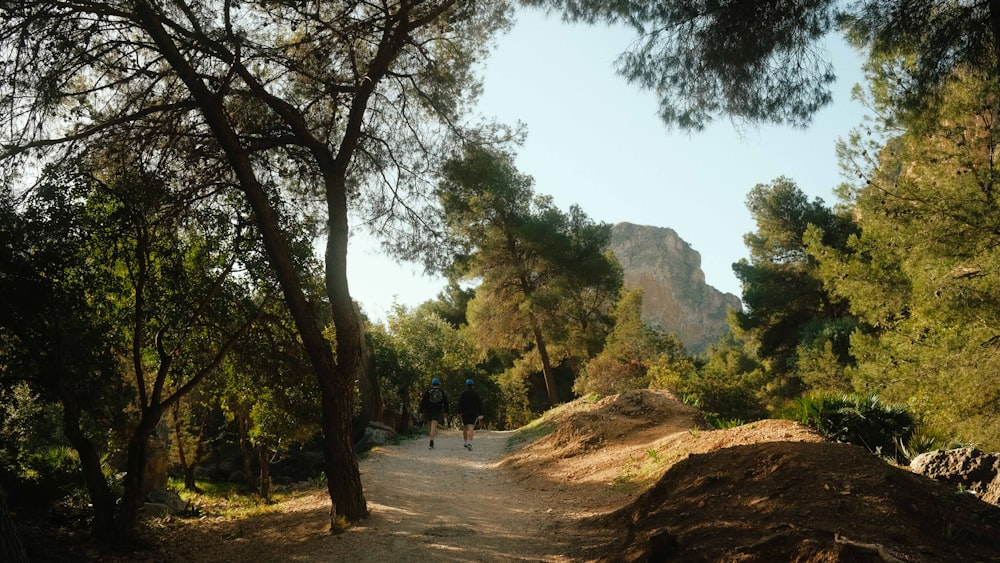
[182,457,198,492]
[172,402,198,492]
[238,410,255,491]
[0,483,28,563]
[189,414,209,492]
[530,317,560,405]
[114,410,160,547]
[323,178,369,527]
[58,386,116,545]
[258,446,272,503]
[134,0,368,526]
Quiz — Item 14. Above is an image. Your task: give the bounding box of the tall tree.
[11,157,269,544]
[733,178,857,403]
[811,68,1000,448]
[0,173,130,546]
[437,144,621,405]
[0,0,511,531]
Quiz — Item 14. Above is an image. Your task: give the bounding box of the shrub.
[792,392,915,462]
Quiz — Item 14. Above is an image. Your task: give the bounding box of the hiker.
[419,378,448,449]
[458,378,483,451]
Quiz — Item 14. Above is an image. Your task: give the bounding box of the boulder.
[146,488,188,514]
[139,437,170,502]
[354,421,398,453]
[910,447,1000,505]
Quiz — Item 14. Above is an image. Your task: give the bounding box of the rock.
[910,447,1000,505]
[354,422,398,453]
[140,438,170,500]
[367,421,397,444]
[146,488,188,514]
[610,222,742,354]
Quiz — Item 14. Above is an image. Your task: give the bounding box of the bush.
[791,392,915,462]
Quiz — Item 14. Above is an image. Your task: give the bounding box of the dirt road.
[326,428,578,562]
[135,424,617,563]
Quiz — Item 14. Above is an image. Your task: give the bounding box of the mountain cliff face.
[609,222,742,354]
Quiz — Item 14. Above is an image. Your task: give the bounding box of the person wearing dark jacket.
[458,379,483,451]
[419,378,448,449]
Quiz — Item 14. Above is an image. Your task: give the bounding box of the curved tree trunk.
[114,413,159,547]
[58,386,116,545]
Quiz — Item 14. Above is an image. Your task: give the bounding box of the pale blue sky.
[348,9,870,322]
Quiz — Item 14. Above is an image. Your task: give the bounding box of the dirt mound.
[503,390,1000,562]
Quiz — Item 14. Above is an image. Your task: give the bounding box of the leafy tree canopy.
[812,67,1000,448]
[523,1,1000,130]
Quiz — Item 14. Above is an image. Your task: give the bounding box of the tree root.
[834,533,905,563]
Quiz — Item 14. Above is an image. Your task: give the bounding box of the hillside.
[75,390,1000,562]
[610,222,742,354]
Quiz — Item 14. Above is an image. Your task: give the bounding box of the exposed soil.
[88,389,1000,562]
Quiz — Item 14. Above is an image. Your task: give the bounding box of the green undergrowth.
[169,478,316,520]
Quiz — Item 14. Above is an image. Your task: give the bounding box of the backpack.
[426,387,444,408]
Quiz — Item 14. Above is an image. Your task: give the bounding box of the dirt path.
[142,424,616,563]
[312,428,583,562]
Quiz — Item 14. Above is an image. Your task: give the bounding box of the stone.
[140,438,170,501]
[146,488,188,514]
[354,422,399,453]
[910,447,1000,506]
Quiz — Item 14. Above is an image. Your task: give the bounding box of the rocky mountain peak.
[610,222,742,354]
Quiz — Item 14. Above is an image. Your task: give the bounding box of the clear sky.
[347,8,870,322]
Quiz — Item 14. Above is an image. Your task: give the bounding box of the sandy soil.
[93,389,1000,562]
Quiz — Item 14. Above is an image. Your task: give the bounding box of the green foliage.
[494,362,538,429]
[669,368,767,424]
[812,69,1000,450]
[795,316,858,393]
[840,1,998,120]
[438,144,622,405]
[707,417,746,430]
[733,177,857,400]
[385,304,481,409]
[576,288,693,396]
[665,334,768,422]
[526,1,998,134]
[524,0,839,130]
[791,392,915,461]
